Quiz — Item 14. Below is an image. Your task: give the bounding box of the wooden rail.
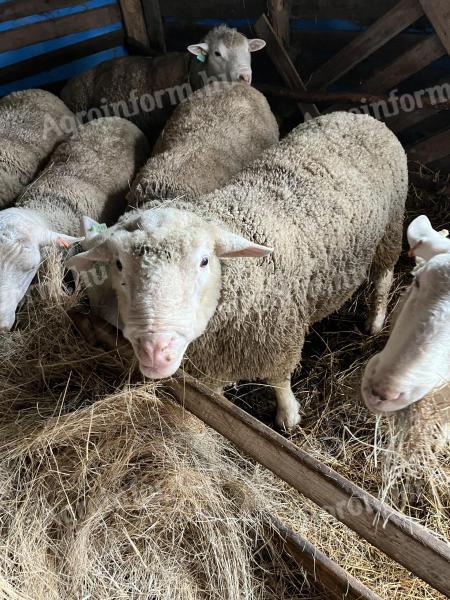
[166,372,450,598]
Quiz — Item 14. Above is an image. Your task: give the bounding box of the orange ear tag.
[57,237,71,249]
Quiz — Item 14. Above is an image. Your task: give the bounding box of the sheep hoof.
[275,408,301,432]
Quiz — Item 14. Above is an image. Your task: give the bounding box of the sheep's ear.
[248,38,266,52]
[43,231,83,249]
[67,243,113,272]
[407,215,450,261]
[187,42,209,57]
[215,230,273,258]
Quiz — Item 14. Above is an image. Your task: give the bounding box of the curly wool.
[17,117,149,234]
[128,82,279,207]
[0,89,74,208]
[156,112,409,385]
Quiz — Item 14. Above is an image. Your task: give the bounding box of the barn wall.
[0,0,128,96]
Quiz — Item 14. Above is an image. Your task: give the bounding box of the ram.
[0,89,74,209]
[70,112,408,430]
[0,117,148,332]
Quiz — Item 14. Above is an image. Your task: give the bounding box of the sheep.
[362,215,450,415]
[0,89,75,209]
[60,25,266,144]
[128,81,279,206]
[0,117,148,332]
[69,111,408,430]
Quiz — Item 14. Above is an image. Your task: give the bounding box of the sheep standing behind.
[0,89,74,208]
[0,117,148,331]
[71,112,408,430]
[128,81,279,206]
[60,25,266,144]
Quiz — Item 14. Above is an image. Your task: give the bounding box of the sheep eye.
[200,257,209,268]
[214,50,222,57]
[116,260,123,271]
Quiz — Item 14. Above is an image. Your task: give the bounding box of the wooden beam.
[255,14,319,118]
[0,5,122,53]
[309,0,424,90]
[256,83,450,109]
[118,0,150,53]
[268,0,290,49]
[408,127,450,164]
[420,0,450,54]
[362,34,446,93]
[0,30,125,86]
[166,372,450,598]
[0,0,80,23]
[271,516,382,600]
[160,0,264,19]
[141,0,166,53]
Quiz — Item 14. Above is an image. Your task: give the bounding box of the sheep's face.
[0,209,80,332]
[362,216,450,413]
[70,207,272,379]
[187,25,266,85]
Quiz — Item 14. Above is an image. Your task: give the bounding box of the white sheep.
[0,89,74,208]
[60,25,266,144]
[69,112,408,430]
[362,215,450,415]
[0,117,148,331]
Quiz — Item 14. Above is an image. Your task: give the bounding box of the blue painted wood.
[0,46,126,96]
[0,0,117,33]
[0,23,123,67]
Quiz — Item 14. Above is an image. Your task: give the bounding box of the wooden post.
[166,371,450,598]
[270,516,382,600]
[141,0,166,54]
[268,0,290,49]
[118,0,150,53]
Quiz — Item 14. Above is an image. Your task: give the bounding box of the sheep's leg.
[267,375,300,431]
[366,267,393,335]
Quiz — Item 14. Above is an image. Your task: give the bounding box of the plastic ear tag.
[88,223,108,234]
[57,237,71,249]
[197,50,207,63]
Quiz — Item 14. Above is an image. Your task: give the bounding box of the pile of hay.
[0,255,322,600]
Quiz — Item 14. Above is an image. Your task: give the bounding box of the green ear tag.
[197,50,207,63]
[89,223,108,234]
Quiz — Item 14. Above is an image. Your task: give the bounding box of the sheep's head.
[69,207,272,379]
[187,24,266,85]
[362,216,450,413]
[0,209,81,331]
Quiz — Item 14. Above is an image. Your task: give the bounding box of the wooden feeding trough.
[1,0,450,597]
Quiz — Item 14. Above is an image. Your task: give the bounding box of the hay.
[0,175,448,600]
[0,255,322,600]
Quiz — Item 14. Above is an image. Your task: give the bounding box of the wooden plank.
[0,30,124,86]
[420,0,450,54]
[408,127,450,164]
[362,34,446,93]
[290,0,402,21]
[0,0,81,24]
[160,0,264,19]
[309,0,424,90]
[118,0,150,52]
[141,0,166,53]
[271,516,382,600]
[166,372,450,598]
[255,14,319,118]
[269,0,290,49]
[0,5,122,54]
[257,83,450,108]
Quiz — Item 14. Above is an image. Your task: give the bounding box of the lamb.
[128,81,279,206]
[69,112,408,430]
[362,215,450,415]
[0,89,75,209]
[60,25,266,144]
[0,117,148,332]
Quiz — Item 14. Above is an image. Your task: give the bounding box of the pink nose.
[138,334,176,372]
[368,386,401,404]
[239,72,252,84]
